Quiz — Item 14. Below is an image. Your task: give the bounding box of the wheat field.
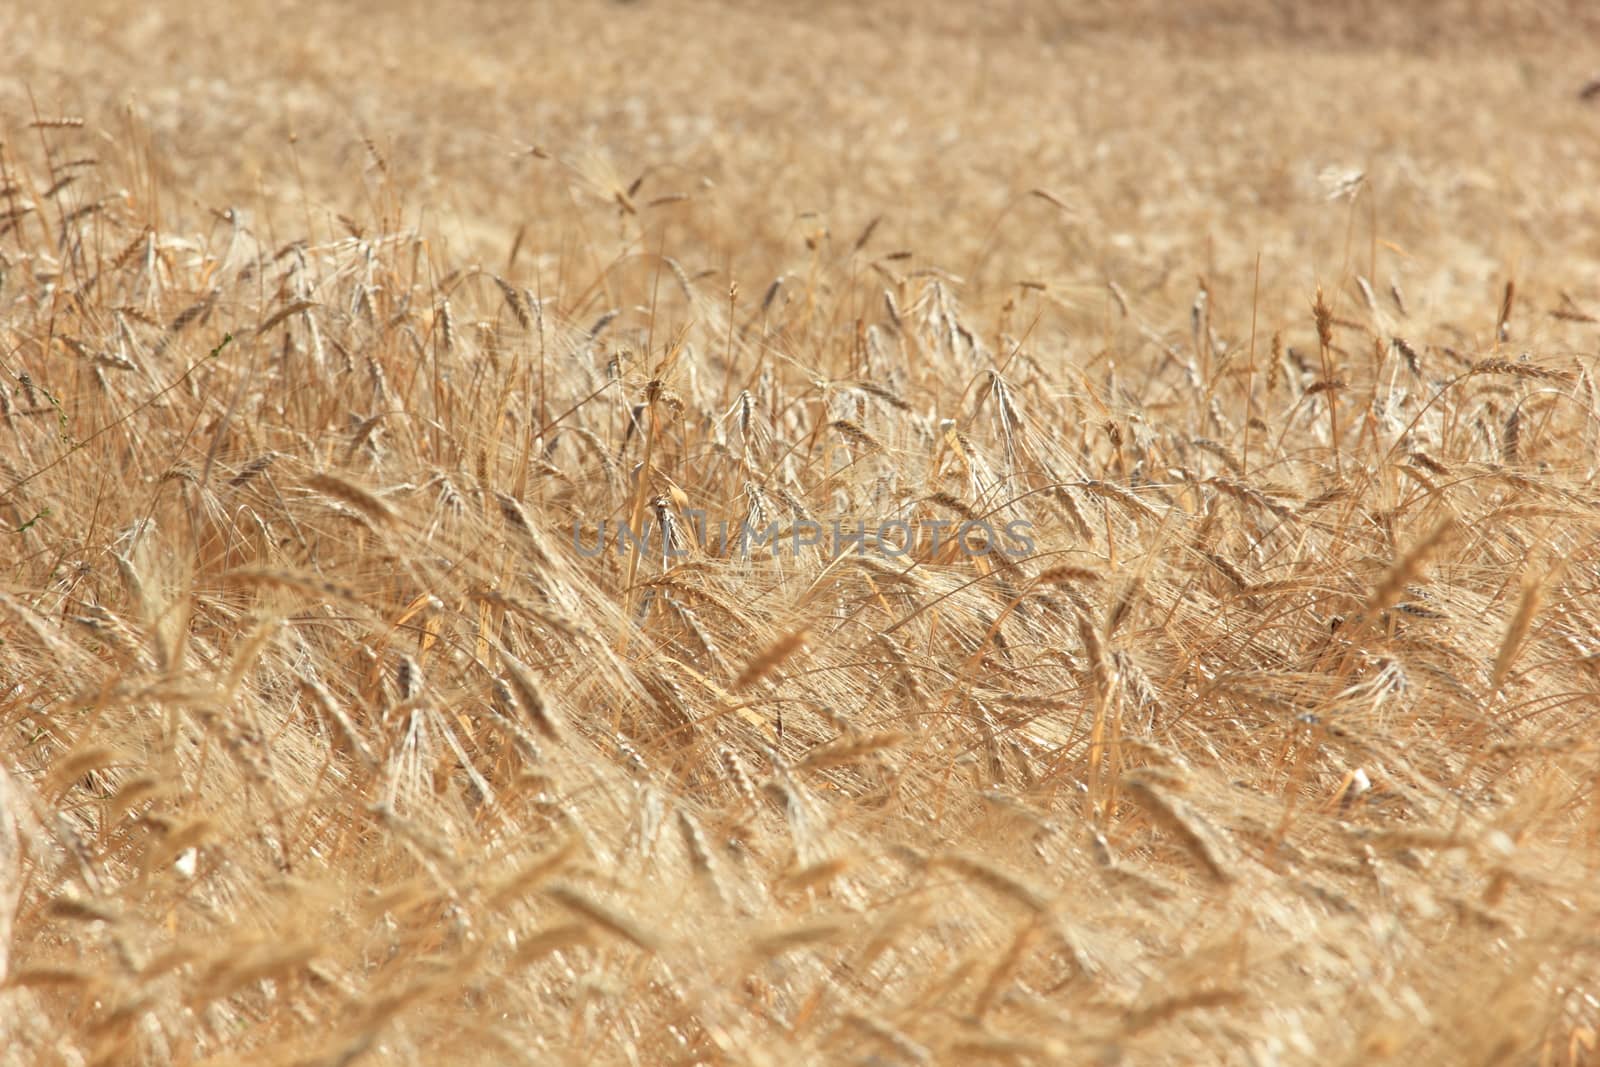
[3,1,1600,1063]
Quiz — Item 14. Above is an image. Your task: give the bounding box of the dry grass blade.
[494,275,532,329]
[221,568,362,604]
[796,731,907,771]
[830,419,885,453]
[1035,565,1102,586]
[1472,358,1574,383]
[495,492,555,567]
[732,629,809,691]
[1491,570,1547,693]
[500,653,563,741]
[542,884,663,953]
[1364,518,1456,622]
[256,299,318,335]
[1082,479,1160,520]
[1123,988,1247,1034]
[749,916,853,957]
[1120,772,1235,885]
[304,472,398,526]
[931,854,1052,915]
[488,838,583,907]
